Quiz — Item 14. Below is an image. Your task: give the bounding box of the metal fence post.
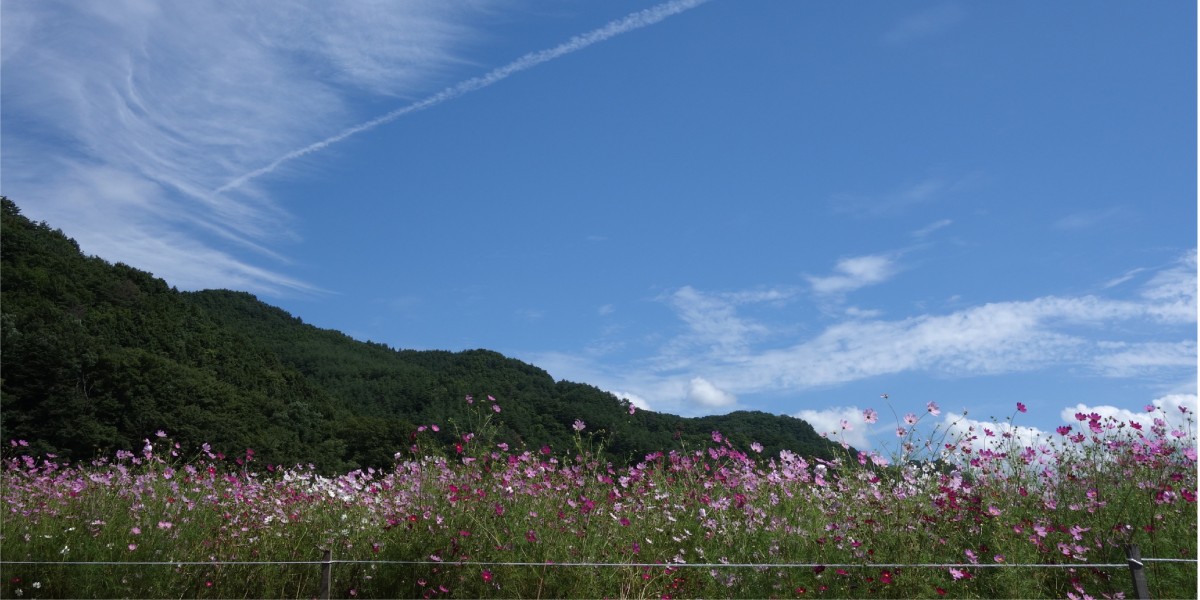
[1124,544,1151,600]
[319,548,332,600]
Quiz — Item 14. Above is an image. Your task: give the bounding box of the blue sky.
[3,1,1196,449]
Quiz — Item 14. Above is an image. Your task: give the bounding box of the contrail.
[217,0,710,194]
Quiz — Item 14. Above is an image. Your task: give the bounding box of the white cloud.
[1062,393,1197,435]
[661,286,796,357]
[808,254,897,295]
[941,415,1049,456]
[1094,341,1198,377]
[2,1,487,295]
[882,3,967,46]
[2,0,711,296]
[611,390,652,412]
[1053,206,1126,231]
[793,406,873,449]
[687,377,737,408]
[1103,267,1148,289]
[844,306,883,319]
[612,251,1198,407]
[1138,249,1198,321]
[912,218,953,238]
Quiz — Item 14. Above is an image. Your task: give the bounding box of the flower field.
[2,397,1196,599]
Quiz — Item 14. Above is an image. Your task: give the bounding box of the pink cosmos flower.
[629,404,637,415]
[750,442,763,453]
[1016,402,1027,413]
[904,413,918,425]
[492,404,501,413]
[573,419,586,432]
[712,431,723,443]
[927,402,941,416]
[863,408,878,424]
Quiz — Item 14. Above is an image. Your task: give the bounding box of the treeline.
[0,198,841,472]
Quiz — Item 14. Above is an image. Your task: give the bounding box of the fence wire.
[3,558,1194,568]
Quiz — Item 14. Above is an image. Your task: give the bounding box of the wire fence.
[3,546,1194,599]
[4,559,1195,568]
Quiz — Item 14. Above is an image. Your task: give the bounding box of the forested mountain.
[0,198,843,472]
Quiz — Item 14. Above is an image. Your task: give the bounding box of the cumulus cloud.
[1062,393,1197,435]
[794,406,874,449]
[687,377,737,408]
[941,415,1049,456]
[612,390,652,412]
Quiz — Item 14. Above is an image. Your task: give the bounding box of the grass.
[2,397,1195,598]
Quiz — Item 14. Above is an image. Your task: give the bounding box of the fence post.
[1124,544,1151,600]
[319,548,332,600]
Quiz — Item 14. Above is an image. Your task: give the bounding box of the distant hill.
[0,197,843,471]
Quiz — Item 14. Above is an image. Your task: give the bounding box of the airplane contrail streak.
[217,0,711,194]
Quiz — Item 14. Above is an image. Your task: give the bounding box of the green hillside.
[0,197,841,471]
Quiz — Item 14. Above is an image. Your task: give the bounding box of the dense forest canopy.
[0,197,844,471]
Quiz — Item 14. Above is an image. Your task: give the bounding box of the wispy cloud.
[1093,341,1198,377]
[660,285,797,358]
[538,251,1197,415]
[831,175,977,218]
[1054,206,1128,231]
[2,1,486,294]
[912,218,953,238]
[1,0,710,296]
[807,254,898,295]
[218,0,712,194]
[882,3,967,46]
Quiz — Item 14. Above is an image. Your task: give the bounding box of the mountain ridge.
[0,197,845,471]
